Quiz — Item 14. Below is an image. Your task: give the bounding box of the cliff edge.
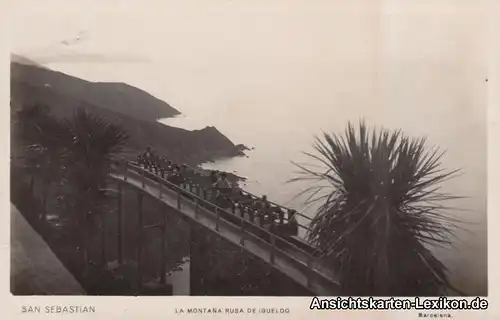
[10,57,245,166]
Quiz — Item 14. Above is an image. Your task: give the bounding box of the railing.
[129,160,313,248]
[147,160,321,256]
[112,159,340,295]
[136,160,315,236]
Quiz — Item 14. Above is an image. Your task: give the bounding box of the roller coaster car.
[167,173,184,186]
[214,195,233,210]
[273,222,299,238]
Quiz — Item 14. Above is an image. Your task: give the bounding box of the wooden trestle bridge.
[110,160,341,296]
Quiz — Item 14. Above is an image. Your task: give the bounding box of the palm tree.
[62,108,129,272]
[12,103,129,281]
[290,121,464,296]
[13,103,69,221]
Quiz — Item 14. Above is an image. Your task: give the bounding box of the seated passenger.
[168,167,184,186]
[159,165,166,179]
[144,147,153,169]
[213,172,232,197]
[210,170,219,185]
[275,207,285,225]
[258,195,271,214]
[166,160,173,174]
[287,211,299,236]
[150,152,159,169]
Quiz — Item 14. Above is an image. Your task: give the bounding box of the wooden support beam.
[159,213,167,285]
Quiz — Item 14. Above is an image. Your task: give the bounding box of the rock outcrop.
[10,58,245,166]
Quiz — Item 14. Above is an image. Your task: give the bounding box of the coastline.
[10,58,248,169]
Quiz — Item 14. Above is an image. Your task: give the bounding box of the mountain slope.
[10,59,244,166]
[10,61,180,122]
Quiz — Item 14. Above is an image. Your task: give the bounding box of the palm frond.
[290,120,465,296]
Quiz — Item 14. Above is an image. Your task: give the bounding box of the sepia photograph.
[8,0,487,303]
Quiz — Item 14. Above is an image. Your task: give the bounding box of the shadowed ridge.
[10,59,180,121]
[10,60,245,166]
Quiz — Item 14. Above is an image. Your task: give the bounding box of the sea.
[11,0,487,295]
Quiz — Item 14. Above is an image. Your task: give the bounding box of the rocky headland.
[10,56,247,167]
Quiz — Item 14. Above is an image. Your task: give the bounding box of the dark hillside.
[10,61,180,122]
[10,60,245,165]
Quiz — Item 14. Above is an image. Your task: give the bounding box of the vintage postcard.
[2,0,497,319]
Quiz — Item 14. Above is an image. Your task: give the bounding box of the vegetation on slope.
[11,59,246,165]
